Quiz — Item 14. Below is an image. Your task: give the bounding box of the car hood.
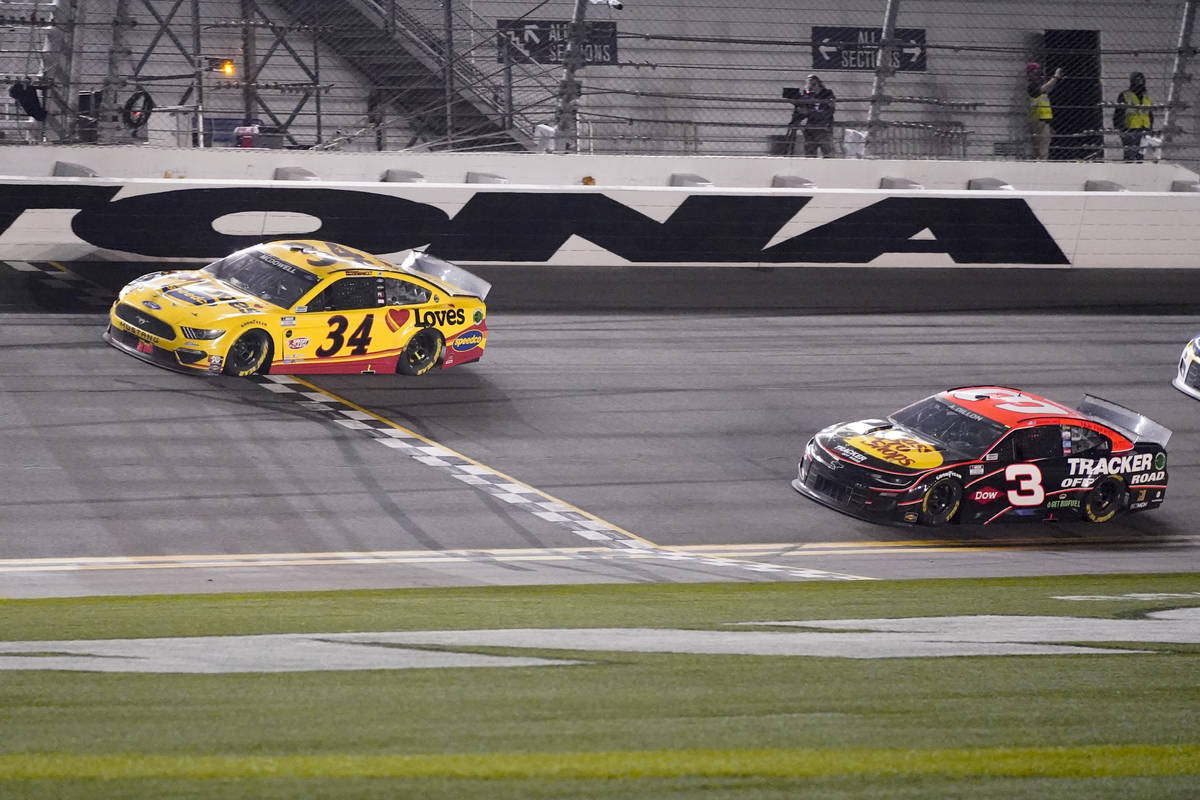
[119,271,274,325]
[816,419,965,473]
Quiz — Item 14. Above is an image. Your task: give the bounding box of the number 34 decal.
[315,314,374,358]
[1004,463,1044,506]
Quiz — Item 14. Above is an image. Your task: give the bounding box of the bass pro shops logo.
[0,184,1071,265]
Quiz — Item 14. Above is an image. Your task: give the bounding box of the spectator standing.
[1026,62,1062,160]
[1114,71,1153,162]
[787,74,837,157]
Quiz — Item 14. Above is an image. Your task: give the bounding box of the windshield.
[203,251,320,309]
[889,396,1008,458]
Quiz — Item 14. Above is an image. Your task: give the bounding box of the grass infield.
[1,574,1198,798]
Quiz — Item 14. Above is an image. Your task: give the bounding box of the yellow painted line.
[2,744,1198,779]
[0,548,643,573]
[3,533,1190,575]
[287,376,663,551]
[681,535,1199,553]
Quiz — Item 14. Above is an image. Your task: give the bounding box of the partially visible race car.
[104,239,489,377]
[1172,334,1200,399]
[793,386,1170,526]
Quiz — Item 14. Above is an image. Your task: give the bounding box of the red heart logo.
[385,308,410,332]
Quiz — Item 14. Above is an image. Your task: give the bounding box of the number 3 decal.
[1004,463,1044,506]
[951,388,1071,416]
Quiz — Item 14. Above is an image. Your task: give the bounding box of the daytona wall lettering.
[0,183,1070,265]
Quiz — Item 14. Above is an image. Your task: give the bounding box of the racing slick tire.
[397,328,443,376]
[1082,475,1125,523]
[224,330,272,377]
[919,477,963,526]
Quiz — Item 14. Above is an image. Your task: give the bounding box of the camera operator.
[784,74,837,158]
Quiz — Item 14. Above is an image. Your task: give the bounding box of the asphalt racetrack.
[3,280,1199,596]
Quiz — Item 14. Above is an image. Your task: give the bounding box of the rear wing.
[399,250,491,300]
[1078,394,1172,447]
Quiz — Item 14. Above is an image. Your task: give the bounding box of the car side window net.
[1011,426,1062,461]
[312,277,384,311]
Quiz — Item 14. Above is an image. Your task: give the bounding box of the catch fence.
[0,0,1195,170]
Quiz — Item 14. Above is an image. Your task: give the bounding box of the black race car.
[793,386,1170,526]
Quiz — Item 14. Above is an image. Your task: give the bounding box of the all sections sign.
[812,26,926,72]
[496,19,618,66]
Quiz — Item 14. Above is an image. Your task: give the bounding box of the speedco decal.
[1068,453,1154,477]
[287,337,309,350]
[0,184,1070,264]
[451,330,485,352]
[418,308,466,327]
[844,430,943,469]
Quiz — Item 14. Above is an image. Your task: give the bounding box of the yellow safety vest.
[1028,91,1052,121]
[1119,90,1151,129]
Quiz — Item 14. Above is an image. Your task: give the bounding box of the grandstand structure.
[0,0,1196,168]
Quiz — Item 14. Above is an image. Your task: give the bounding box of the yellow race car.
[104,239,489,377]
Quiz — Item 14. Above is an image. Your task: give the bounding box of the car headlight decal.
[179,326,226,340]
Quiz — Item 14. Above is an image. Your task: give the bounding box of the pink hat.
[1026,62,1041,73]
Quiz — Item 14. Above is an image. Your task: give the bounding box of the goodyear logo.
[844,430,943,469]
[452,331,485,352]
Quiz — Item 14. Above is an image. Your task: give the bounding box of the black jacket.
[790,87,836,129]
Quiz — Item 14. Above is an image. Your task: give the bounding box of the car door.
[288,276,385,369]
[994,425,1065,520]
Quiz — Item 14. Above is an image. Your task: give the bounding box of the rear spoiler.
[399,250,491,300]
[1077,394,1172,447]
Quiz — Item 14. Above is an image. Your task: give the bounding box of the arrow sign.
[496,19,618,66]
[810,26,927,72]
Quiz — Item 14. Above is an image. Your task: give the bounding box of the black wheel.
[920,478,963,526]
[1082,475,1125,523]
[223,330,272,377]
[397,328,443,376]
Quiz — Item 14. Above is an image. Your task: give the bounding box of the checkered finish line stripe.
[252,375,871,582]
[1,260,112,308]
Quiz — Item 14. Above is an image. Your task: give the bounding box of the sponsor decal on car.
[417,308,466,327]
[1068,453,1154,477]
[141,300,161,310]
[1130,471,1166,485]
[451,330,485,352]
[287,337,309,350]
[971,487,1001,503]
[833,444,868,463]
[385,307,410,332]
[1046,496,1081,509]
[969,464,985,476]
[844,430,943,470]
